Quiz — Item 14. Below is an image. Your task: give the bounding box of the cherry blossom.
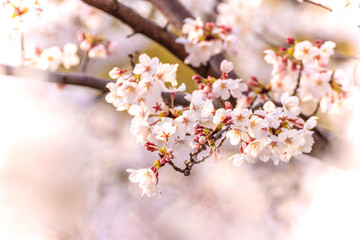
[62,43,80,70]
[126,168,159,197]
[102,51,322,196]
[133,54,159,80]
[176,17,239,67]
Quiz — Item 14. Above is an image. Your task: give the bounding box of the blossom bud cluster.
[24,43,80,71]
[176,17,239,67]
[105,54,318,197]
[227,93,317,166]
[77,31,118,59]
[264,38,353,113]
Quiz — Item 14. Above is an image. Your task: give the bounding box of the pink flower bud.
[144,141,158,152]
[192,75,203,84]
[221,72,229,80]
[204,85,210,93]
[247,78,258,87]
[77,30,85,41]
[286,36,295,45]
[192,144,200,150]
[314,39,323,45]
[222,115,232,124]
[225,101,232,110]
[199,136,207,144]
[205,22,215,31]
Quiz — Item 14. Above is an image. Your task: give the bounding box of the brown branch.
[0,64,110,91]
[146,0,192,32]
[292,60,303,96]
[81,0,221,78]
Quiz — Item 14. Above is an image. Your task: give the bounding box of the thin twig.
[81,50,90,73]
[302,0,333,12]
[292,61,303,96]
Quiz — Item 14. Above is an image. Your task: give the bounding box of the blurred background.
[1,0,360,239]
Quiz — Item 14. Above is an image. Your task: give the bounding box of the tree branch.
[81,0,223,78]
[0,64,110,91]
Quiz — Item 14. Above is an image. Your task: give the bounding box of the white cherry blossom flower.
[281,92,301,117]
[319,41,336,60]
[126,168,159,197]
[278,129,305,156]
[248,115,268,139]
[304,116,318,130]
[230,79,248,98]
[223,34,240,56]
[231,108,251,128]
[245,140,266,158]
[213,108,231,125]
[117,81,138,105]
[130,121,152,143]
[183,41,221,67]
[220,59,234,73]
[38,46,63,71]
[109,67,124,79]
[161,83,186,93]
[226,127,249,145]
[264,49,277,64]
[155,119,177,141]
[175,110,196,133]
[128,102,150,124]
[212,79,238,100]
[62,43,80,70]
[293,40,319,63]
[156,63,179,86]
[182,17,204,42]
[201,100,216,118]
[133,54,159,80]
[228,153,254,167]
[88,44,107,59]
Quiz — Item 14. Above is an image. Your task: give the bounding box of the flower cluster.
[24,43,80,71]
[227,93,317,166]
[106,54,317,197]
[190,60,248,100]
[264,37,353,113]
[176,17,239,67]
[1,0,42,22]
[77,31,118,59]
